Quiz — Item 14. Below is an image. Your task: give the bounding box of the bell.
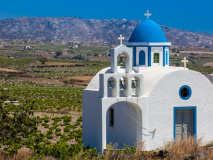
[108,81,113,89]
[132,81,136,89]
[120,81,125,90]
[119,57,124,65]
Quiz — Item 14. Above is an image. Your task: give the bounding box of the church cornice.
[126,42,171,47]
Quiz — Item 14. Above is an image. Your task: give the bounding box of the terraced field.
[1,44,213,159]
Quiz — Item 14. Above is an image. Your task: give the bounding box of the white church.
[82,11,213,153]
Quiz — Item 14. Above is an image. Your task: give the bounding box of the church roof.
[128,19,167,43]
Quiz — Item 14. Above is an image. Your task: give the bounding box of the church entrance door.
[175,109,194,139]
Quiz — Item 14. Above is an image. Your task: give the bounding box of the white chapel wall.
[146,70,213,150]
[82,90,100,148]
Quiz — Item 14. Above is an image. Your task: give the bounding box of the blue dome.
[128,19,167,43]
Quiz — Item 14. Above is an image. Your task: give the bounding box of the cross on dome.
[144,10,152,19]
[118,35,124,45]
[181,57,189,69]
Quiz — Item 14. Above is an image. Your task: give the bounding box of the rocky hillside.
[0,17,213,48]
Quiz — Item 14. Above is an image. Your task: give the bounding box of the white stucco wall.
[82,90,100,148]
[86,67,111,91]
[147,69,213,150]
[83,66,213,153]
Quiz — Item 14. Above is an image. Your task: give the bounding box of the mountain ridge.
[0,17,213,48]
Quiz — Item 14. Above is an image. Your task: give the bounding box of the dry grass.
[164,136,202,159]
[0,152,31,160]
[163,136,213,159]
[101,137,213,160]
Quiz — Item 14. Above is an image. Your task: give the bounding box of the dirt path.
[0,68,23,73]
[18,77,65,87]
[203,62,213,67]
[60,76,94,87]
[61,76,94,81]
[34,111,82,117]
[31,62,80,67]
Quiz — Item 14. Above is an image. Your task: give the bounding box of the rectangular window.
[109,108,114,127]
[154,53,159,63]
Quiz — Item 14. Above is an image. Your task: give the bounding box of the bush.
[63,116,72,124]
[63,126,70,133]
[74,129,82,139]
[38,141,73,159]
[0,98,37,156]
[8,143,22,156]
[39,57,48,64]
[0,100,37,144]
[56,128,61,132]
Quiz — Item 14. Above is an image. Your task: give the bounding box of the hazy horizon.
[0,0,213,34]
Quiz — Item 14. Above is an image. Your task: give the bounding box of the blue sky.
[0,0,213,34]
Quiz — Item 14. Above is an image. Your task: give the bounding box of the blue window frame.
[166,50,168,65]
[173,107,197,139]
[179,85,192,100]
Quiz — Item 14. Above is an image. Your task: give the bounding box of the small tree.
[0,91,37,155]
[54,51,62,58]
[39,57,48,64]
[63,80,69,85]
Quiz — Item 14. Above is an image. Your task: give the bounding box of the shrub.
[63,116,72,124]
[46,135,53,139]
[8,143,22,156]
[56,133,62,137]
[39,57,48,64]
[56,128,61,132]
[74,129,82,139]
[63,126,70,133]
[43,117,50,123]
[0,100,37,146]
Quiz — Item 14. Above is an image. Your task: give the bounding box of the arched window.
[139,50,146,65]
[109,108,114,127]
[166,50,168,65]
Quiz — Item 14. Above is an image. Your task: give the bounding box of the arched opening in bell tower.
[117,52,128,70]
